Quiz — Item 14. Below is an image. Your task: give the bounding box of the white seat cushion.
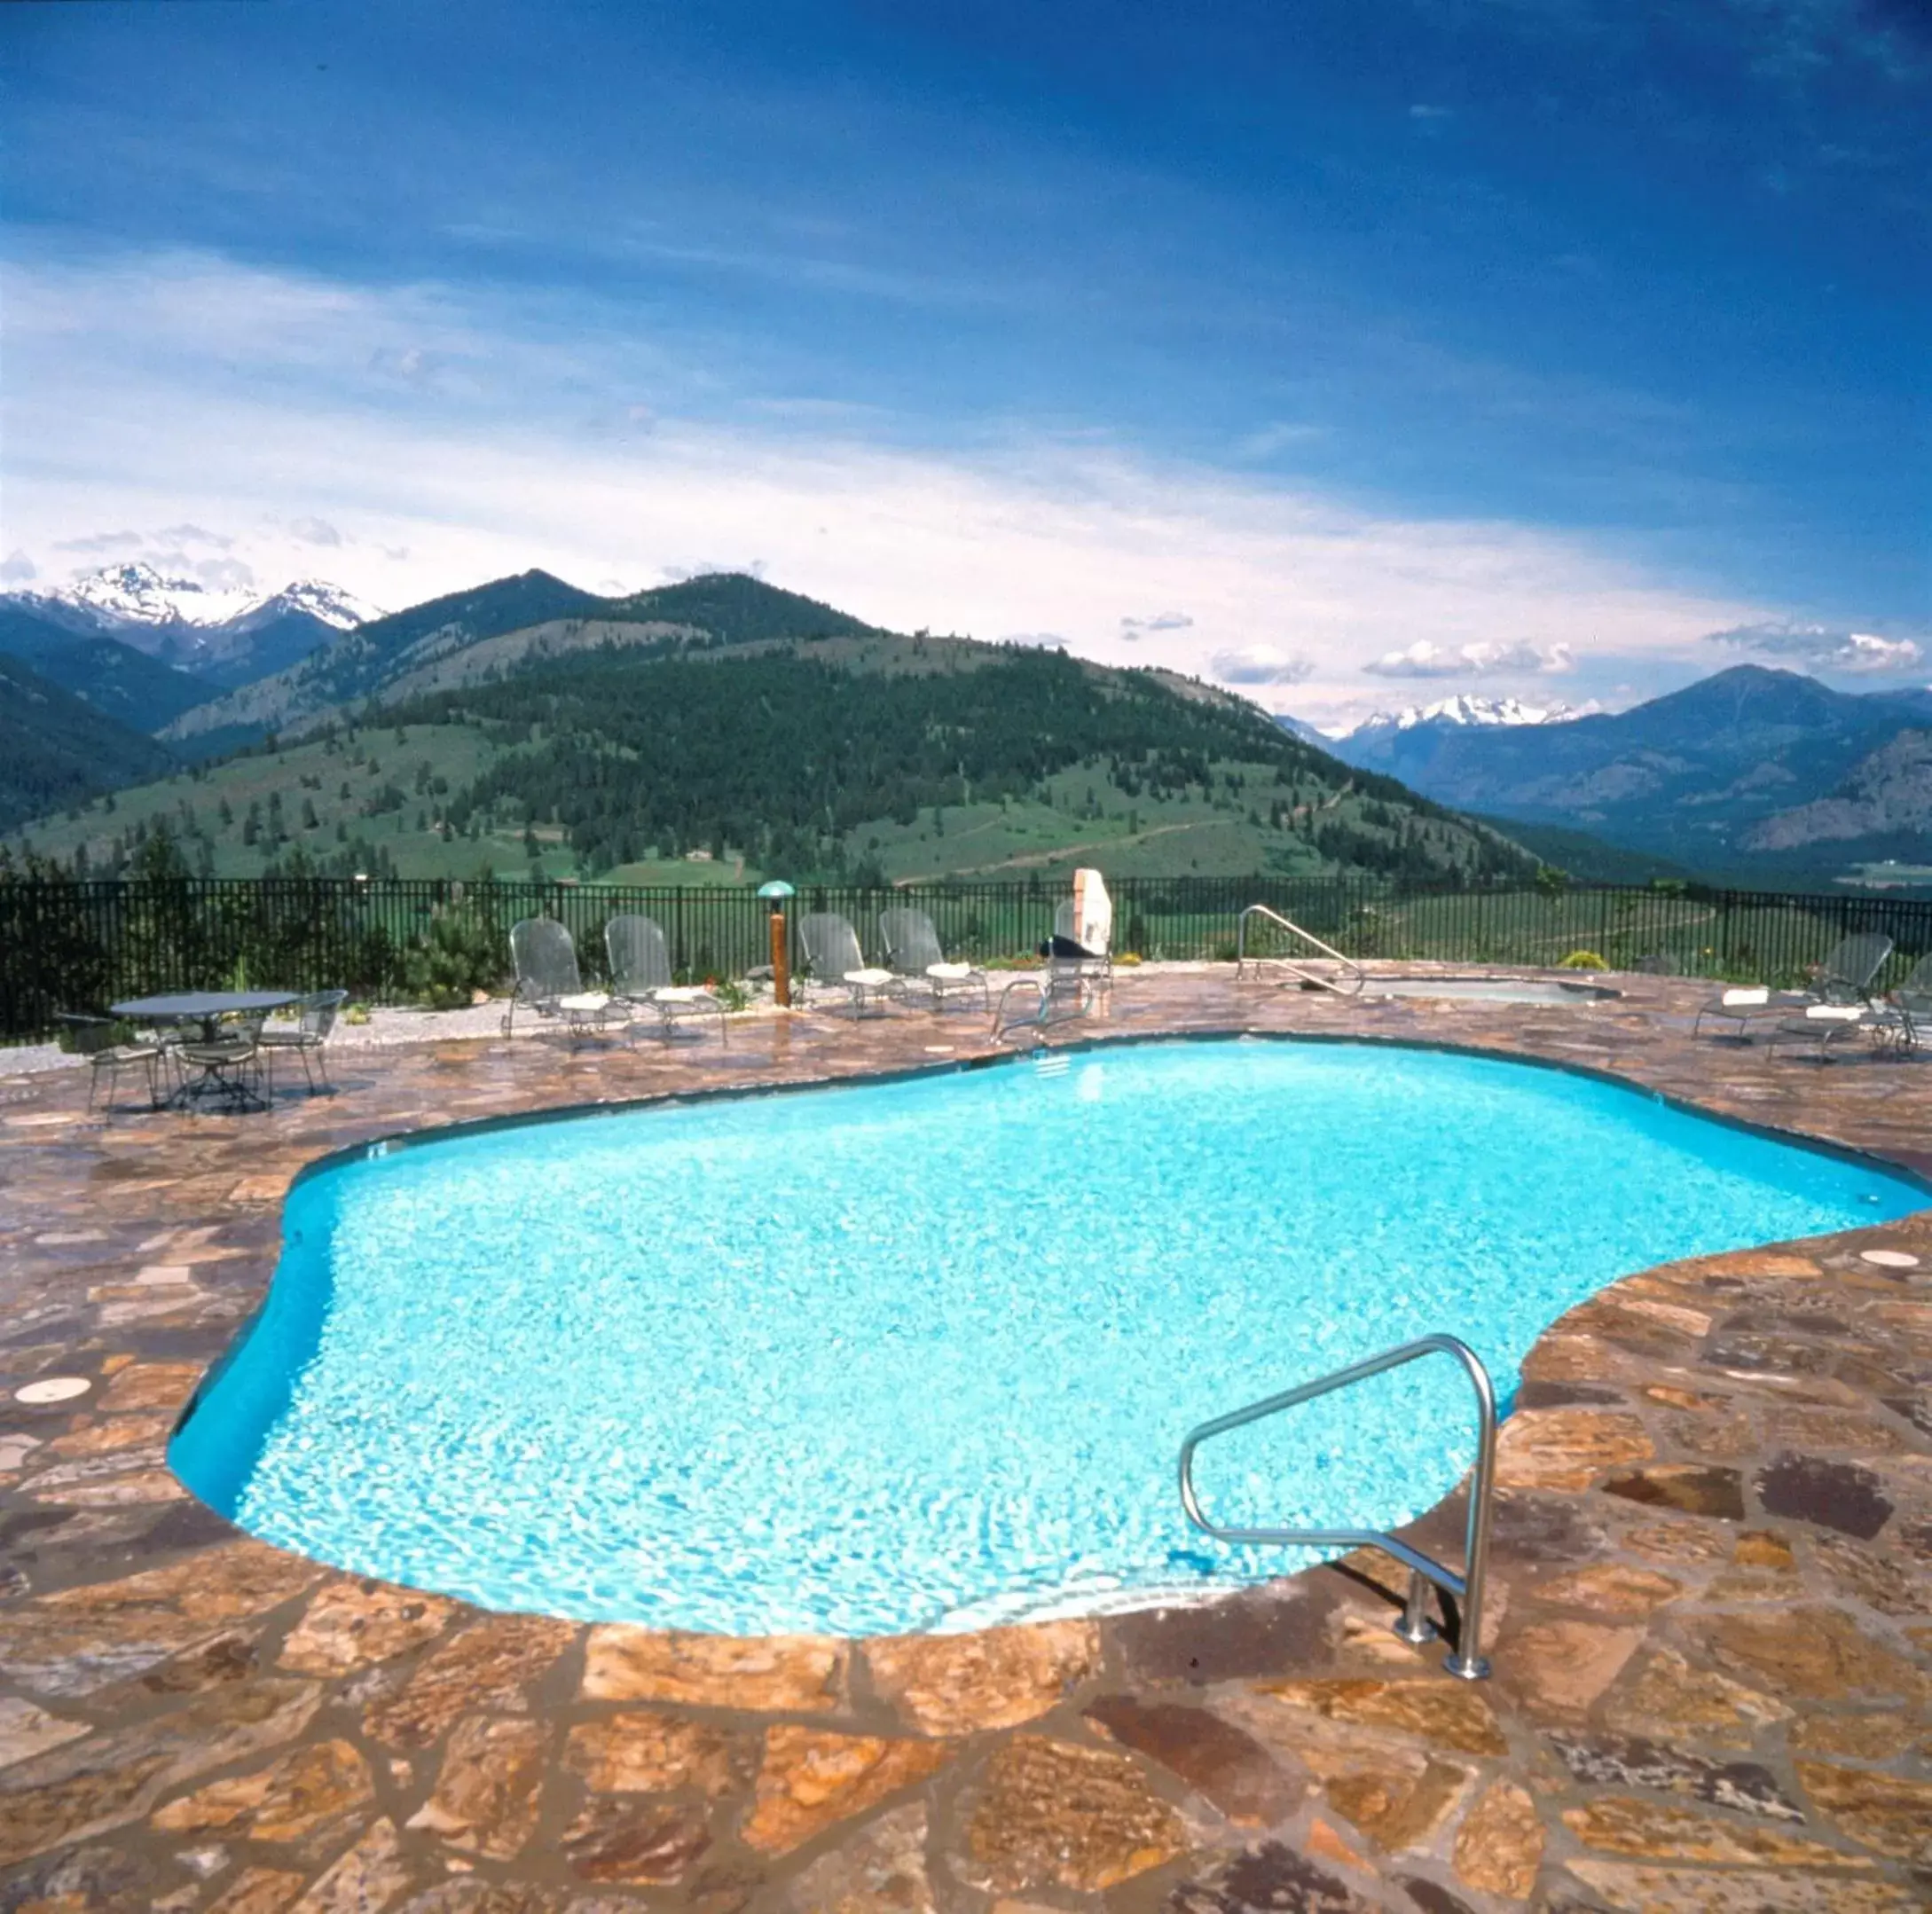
[654,986,713,1004]
[1720,987,1770,1007]
[1805,1004,1864,1022]
[560,992,610,1012]
[927,961,975,981]
[845,968,895,988]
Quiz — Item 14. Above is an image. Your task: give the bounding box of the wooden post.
[770,906,790,1008]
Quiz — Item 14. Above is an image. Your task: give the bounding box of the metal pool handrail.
[1178,1332,1497,1679]
[1236,903,1366,994]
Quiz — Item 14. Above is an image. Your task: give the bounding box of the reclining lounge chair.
[504,918,625,1040]
[605,914,727,1044]
[879,906,989,1012]
[798,913,900,1017]
[1693,931,1892,1040]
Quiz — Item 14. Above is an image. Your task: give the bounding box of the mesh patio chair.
[172,1009,271,1112]
[879,906,989,1012]
[1867,952,1932,1056]
[797,913,900,1016]
[1693,932,1893,1040]
[605,914,727,1044]
[259,989,349,1094]
[56,1012,167,1113]
[504,918,625,1040]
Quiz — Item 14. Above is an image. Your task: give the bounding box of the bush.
[1559,949,1608,970]
[404,910,504,1009]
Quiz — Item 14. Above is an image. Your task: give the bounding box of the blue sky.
[3,0,1926,724]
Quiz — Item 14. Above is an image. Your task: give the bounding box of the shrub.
[404,910,504,1009]
[1559,949,1608,970]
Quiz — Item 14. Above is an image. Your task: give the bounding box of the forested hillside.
[385,644,1533,884]
[13,573,1537,886]
[0,655,178,831]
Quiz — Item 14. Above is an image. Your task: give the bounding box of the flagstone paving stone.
[4,969,1931,1910]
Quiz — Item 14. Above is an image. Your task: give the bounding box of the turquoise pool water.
[170,1039,1922,1635]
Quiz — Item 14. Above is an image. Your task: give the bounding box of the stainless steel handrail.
[1178,1333,1497,1679]
[1236,903,1366,994]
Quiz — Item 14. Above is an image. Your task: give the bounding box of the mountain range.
[1288,667,1932,886]
[1,570,1533,887]
[8,555,1932,890]
[4,564,382,691]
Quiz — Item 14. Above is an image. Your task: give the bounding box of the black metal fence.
[7,873,1932,1039]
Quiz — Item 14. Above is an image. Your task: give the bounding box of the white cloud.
[1363,639,1575,679]
[54,529,145,554]
[1,246,1777,726]
[1704,620,1924,674]
[1211,646,1315,685]
[288,516,344,547]
[0,549,35,584]
[156,522,232,548]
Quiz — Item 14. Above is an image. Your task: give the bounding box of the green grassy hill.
[12,575,1538,888]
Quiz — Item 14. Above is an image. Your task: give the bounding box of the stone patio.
[2,969,1928,1914]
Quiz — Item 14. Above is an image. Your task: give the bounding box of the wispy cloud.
[53,529,145,554]
[3,246,1781,726]
[287,516,344,547]
[1704,619,1925,673]
[1363,639,1575,679]
[1120,610,1193,639]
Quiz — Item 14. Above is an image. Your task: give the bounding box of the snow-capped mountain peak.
[4,563,388,687]
[18,563,383,633]
[240,580,385,632]
[1348,694,1580,739]
[36,561,259,630]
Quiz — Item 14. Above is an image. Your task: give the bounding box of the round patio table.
[110,992,300,1112]
[111,990,298,1042]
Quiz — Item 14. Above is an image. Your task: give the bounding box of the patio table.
[111,990,299,1043]
[110,991,298,1111]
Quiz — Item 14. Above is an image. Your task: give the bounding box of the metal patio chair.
[258,988,349,1094]
[57,1012,167,1114]
[1867,952,1932,1056]
[605,914,727,1044]
[172,1009,271,1113]
[879,906,990,1012]
[1693,931,1893,1039]
[797,913,901,1016]
[503,918,625,1040]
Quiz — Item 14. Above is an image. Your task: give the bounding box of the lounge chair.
[797,913,900,1016]
[879,907,989,1011]
[503,918,624,1039]
[605,914,727,1044]
[1692,931,1893,1039]
[258,988,348,1094]
[57,1012,166,1113]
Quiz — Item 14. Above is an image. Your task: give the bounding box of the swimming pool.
[170,1038,1923,1636]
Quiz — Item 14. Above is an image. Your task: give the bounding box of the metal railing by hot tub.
[1235,902,1367,994]
[1178,1333,1499,1679]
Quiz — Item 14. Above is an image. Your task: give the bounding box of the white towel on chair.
[1720,986,1769,1008]
[1805,1004,1864,1022]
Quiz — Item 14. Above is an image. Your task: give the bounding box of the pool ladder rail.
[1178,1333,1497,1680]
[1235,903,1366,996]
